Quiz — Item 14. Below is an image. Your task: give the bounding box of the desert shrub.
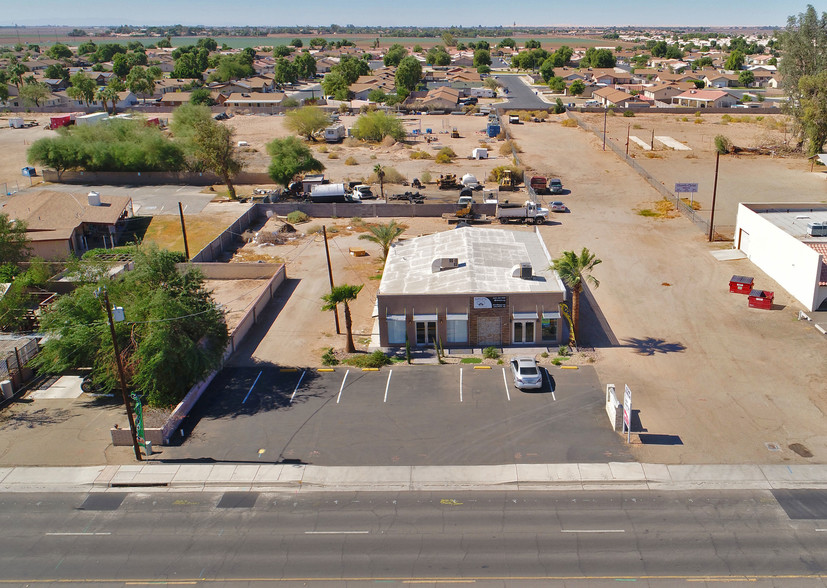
[500,139,521,156]
[483,346,500,360]
[344,156,358,165]
[558,345,569,357]
[420,170,432,184]
[721,114,733,123]
[343,137,359,147]
[368,166,405,183]
[438,146,456,158]
[488,164,524,183]
[623,109,635,117]
[327,152,339,159]
[435,152,452,164]
[714,134,731,154]
[343,350,392,368]
[305,224,323,234]
[632,124,642,129]
[317,145,329,153]
[286,211,309,224]
[409,150,432,160]
[560,119,577,128]
[352,110,406,142]
[694,118,703,124]
[551,357,562,366]
[321,348,339,366]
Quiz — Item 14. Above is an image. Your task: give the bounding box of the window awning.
[413,314,438,321]
[512,311,538,320]
[446,313,468,320]
[386,314,406,321]
[543,311,561,319]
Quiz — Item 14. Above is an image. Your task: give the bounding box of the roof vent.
[511,263,533,279]
[88,191,101,206]
[431,258,459,273]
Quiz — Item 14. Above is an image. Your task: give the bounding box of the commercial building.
[734,203,827,311]
[376,227,567,349]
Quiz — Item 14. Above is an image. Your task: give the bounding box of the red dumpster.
[729,275,754,294]
[748,289,774,310]
[49,115,72,130]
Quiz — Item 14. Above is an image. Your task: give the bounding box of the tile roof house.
[703,72,740,88]
[223,92,286,109]
[672,89,736,108]
[592,86,641,108]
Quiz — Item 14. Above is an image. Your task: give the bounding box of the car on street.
[549,178,564,194]
[510,357,543,390]
[550,201,567,212]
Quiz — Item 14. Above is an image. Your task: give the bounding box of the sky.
[4,0,806,27]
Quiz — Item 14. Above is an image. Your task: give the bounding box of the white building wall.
[735,204,823,311]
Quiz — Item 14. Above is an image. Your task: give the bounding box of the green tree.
[95,83,120,115]
[798,70,827,155]
[44,63,69,81]
[725,50,745,71]
[295,51,317,79]
[78,40,97,55]
[274,58,298,87]
[19,80,51,107]
[693,56,714,68]
[209,54,254,82]
[551,248,601,342]
[738,69,755,87]
[547,76,566,93]
[291,38,303,48]
[335,55,370,84]
[384,43,408,67]
[373,164,386,202]
[273,45,293,58]
[473,49,491,68]
[569,79,586,96]
[322,70,351,100]
[172,52,201,78]
[395,55,422,93]
[321,284,363,353]
[189,87,215,106]
[310,38,327,49]
[651,40,668,58]
[285,106,330,141]
[499,37,516,49]
[112,52,131,78]
[0,213,30,265]
[359,219,404,259]
[47,43,73,60]
[548,45,573,68]
[525,39,541,49]
[539,58,557,82]
[196,37,218,52]
[426,46,451,66]
[67,71,96,106]
[7,59,29,89]
[157,37,172,49]
[441,32,456,47]
[581,48,616,68]
[352,110,406,142]
[31,245,229,407]
[126,66,155,102]
[266,136,324,187]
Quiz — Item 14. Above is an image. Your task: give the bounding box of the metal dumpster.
[729,275,754,294]
[748,289,774,310]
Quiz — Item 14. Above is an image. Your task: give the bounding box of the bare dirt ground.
[0,115,54,196]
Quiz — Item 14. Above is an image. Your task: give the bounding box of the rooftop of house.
[674,89,731,100]
[1,191,132,238]
[742,203,827,241]
[379,227,564,296]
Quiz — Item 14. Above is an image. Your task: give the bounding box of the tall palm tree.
[321,284,363,353]
[373,163,386,203]
[551,248,602,342]
[358,220,405,260]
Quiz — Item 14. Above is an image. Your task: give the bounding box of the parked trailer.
[8,117,24,129]
[529,176,548,194]
[324,124,346,143]
[496,201,548,225]
[75,112,109,126]
[310,183,360,203]
[50,115,74,129]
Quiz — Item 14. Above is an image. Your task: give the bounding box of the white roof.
[379,227,564,295]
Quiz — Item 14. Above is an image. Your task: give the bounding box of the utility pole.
[625,123,630,157]
[709,150,720,242]
[100,288,142,461]
[178,202,190,260]
[322,226,341,334]
[602,106,608,151]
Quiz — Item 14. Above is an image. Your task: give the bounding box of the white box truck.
[496,201,548,225]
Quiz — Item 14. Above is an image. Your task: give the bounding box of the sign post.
[622,385,632,443]
[674,182,699,209]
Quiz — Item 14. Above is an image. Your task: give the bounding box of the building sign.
[473,296,508,309]
[674,183,698,193]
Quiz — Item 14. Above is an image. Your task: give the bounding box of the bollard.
[145,441,152,456]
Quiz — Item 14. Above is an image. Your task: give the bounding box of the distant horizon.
[0,0,808,29]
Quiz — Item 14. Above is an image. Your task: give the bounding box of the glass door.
[416,321,437,345]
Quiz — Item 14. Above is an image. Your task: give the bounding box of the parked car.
[550,201,567,212]
[549,178,564,194]
[510,357,543,390]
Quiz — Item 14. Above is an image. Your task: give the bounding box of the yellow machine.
[437,174,460,190]
[451,127,460,138]
[499,169,517,191]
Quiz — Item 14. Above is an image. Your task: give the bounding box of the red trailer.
[145,117,160,126]
[49,115,73,130]
[729,275,754,294]
[748,289,774,310]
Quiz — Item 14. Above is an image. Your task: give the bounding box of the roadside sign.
[623,385,632,443]
[675,183,698,193]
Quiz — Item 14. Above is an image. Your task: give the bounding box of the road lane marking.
[46,532,111,536]
[384,370,392,403]
[337,370,350,404]
[561,529,625,533]
[242,370,263,405]
[545,370,556,401]
[304,531,369,535]
[289,370,306,404]
[459,368,463,402]
[502,368,511,401]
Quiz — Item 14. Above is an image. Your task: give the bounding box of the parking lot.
[158,365,631,466]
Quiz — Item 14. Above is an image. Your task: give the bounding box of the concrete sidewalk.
[3,463,827,493]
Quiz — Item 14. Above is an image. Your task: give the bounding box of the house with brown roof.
[704,72,740,88]
[223,92,286,109]
[642,82,695,105]
[588,68,632,85]
[553,67,587,82]
[413,86,460,111]
[672,89,736,108]
[592,86,641,108]
[0,191,134,259]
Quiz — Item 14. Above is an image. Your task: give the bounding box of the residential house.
[642,82,695,106]
[703,72,740,88]
[591,86,641,108]
[553,67,587,82]
[747,67,776,88]
[672,89,737,108]
[413,86,460,111]
[223,92,286,109]
[588,68,633,86]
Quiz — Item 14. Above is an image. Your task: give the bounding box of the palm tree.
[321,284,363,353]
[550,248,602,342]
[358,220,405,260]
[373,163,386,203]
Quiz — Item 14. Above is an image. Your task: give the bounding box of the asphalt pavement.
[2,489,827,585]
[495,74,549,110]
[155,364,631,466]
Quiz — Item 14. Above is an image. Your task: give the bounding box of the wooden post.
[709,151,720,242]
[178,202,190,260]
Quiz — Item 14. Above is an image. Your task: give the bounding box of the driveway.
[156,365,631,466]
[495,74,549,110]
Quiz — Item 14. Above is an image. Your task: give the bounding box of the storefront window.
[447,319,468,343]
[387,319,406,345]
[541,318,558,342]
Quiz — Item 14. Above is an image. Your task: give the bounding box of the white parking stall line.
[502,368,511,401]
[459,368,463,403]
[545,370,556,401]
[337,370,350,404]
[383,370,392,403]
[242,370,263,404]
[289,370,307,404]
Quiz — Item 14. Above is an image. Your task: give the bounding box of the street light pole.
[602,106,608,151]
[100,288,142,461]
[708,150,720,242]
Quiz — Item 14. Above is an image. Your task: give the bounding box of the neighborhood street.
[495,73,550,110]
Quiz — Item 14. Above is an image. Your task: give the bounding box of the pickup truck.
[496,201,549,225]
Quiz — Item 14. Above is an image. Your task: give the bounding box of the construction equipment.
[499,169,519,191]
[451,127,460,138]
[436,174,460,190]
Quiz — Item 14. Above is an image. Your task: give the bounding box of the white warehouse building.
[734,203,827,311]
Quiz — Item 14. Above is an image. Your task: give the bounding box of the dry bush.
[435,152,452,164]
[317,145,329,153]
[560,119,577,128]
[500,139,522,156]
[409,150,432,160]
[381,135,396,147]
[367,166,405,183]
[420,170,432,184]
[345,156,358,166]
[256,231,286,245]
[328,152,339,159]
[343,137,360,147]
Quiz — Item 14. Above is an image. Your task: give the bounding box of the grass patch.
[560,118,577,128]
[342,350,392,368]
[637,209,659,217]
[460,357,482,364]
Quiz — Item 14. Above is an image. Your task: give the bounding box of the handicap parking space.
[161,364,632,466]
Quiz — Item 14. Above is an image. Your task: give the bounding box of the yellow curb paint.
[560,366,579,370]
[317,368,335,372]
[362,368,379,371]
[473,365,492,369]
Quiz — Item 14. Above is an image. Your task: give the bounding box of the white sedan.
[510,357,543,390]
[550,201,567,212]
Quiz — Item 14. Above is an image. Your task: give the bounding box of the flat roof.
[379,226,564,296]
[741,203,827,240]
